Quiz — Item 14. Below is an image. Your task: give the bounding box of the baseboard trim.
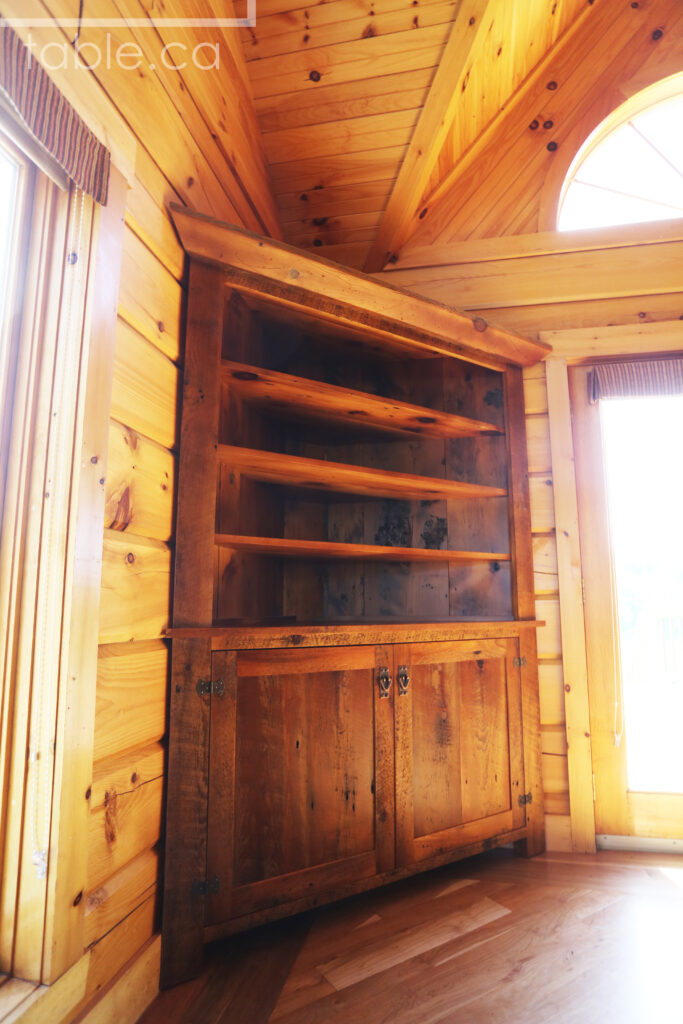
[597,835,683,854]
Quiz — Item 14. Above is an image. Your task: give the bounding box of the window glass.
[601,395,683,793]
[558,92,683,230]
[0,146,20,330]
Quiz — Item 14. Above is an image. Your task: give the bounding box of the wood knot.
[473,316,488,332]
[104,790,118,846]
[547,141,558,151]
[126,551,135,564]
[546,80,557,90]
[309,69,321,81]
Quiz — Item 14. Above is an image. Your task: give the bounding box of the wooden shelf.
[219,446,508,502]
[215,534,510,564]
[222,361,502,440]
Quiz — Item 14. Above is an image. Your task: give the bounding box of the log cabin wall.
[380,222,683,855]
[1,6,281,1020]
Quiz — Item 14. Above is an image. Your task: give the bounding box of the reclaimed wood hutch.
[161,206,550,986]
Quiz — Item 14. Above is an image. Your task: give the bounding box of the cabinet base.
[203,825,531,944]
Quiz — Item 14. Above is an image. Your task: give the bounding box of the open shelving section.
[164,206,551,630]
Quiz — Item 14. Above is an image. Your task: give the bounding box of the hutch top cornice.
[169,204,550,371]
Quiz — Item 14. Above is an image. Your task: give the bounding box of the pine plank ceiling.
[233,0,587,268]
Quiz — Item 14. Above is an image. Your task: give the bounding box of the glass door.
[571,366,683,839]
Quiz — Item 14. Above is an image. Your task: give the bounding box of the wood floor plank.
[317,896,511,991]
[145,849,683,1024]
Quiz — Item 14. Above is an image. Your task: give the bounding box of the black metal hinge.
[518,792,533,806]
[196,678,225,698]
[513,657,527,669]
[192,876,220,899]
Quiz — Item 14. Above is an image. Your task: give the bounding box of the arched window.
[557,76,683,230]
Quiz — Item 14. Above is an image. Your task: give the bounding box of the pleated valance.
[0,23,110,203]
[589,357,683,403]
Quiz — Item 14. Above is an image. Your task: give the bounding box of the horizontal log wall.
[523,363,571,852]
[7,3,279,1018]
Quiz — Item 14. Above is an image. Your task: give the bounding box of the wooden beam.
[383,218,683,272]
[541,319,683,363]
[169,205,550,368]
[395,0,680,250]
[545,357,596,854]
[364,0,498,272]
[380,237,683,311]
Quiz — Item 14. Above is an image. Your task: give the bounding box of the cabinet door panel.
[395,639,525,866]
[234,660,375,885]
[207,645,394,925]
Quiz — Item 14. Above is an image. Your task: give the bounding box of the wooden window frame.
[0,133,35,528]
[0,145,127,997]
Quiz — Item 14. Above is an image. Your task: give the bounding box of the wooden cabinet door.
[206,645,395,925]
[394,639,526,867]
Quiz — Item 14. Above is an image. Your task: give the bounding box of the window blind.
[0,23,110,203]
[589,357,683,403]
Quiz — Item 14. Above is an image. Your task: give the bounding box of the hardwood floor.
[141,849,683,1023]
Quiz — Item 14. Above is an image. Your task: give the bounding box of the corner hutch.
[161,205,550,986]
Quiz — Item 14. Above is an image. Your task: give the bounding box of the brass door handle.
[397,666,410,696]
[378,667,392,699]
